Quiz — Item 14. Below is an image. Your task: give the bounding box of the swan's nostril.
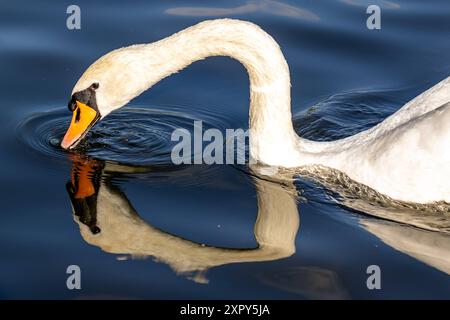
[75,108,81,123]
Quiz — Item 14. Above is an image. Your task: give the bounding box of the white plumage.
[72,19,450,204]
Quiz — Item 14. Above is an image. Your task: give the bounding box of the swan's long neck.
[76,19,349,167]
[128,19,301,165]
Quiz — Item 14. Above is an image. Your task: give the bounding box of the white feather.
[72,19,450,203]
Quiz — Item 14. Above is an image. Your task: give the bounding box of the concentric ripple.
[17,105,234,166]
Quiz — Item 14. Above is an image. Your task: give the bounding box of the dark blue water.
[1,0,450,299]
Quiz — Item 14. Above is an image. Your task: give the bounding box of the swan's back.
[341,76,450,149]
[305,76,450,203]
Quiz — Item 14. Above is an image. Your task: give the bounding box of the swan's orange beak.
[61,101,100,150]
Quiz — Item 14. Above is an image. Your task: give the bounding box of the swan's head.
[61,46,155,149]
[61,82,102,149]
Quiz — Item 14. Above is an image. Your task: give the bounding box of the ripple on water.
[16,91,450,228]
[16,105,234,167]
[294,89,402,141]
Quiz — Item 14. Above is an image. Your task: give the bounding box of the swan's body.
[62,19,450,204]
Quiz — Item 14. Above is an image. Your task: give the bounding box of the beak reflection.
[66,155,103,234]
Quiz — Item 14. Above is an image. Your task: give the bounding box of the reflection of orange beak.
[70,154,102,198]
[67,154,103,234]
[61,101,100,150]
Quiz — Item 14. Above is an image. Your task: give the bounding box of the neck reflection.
[66,155,300,283]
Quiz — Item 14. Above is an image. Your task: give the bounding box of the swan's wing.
[339,76,450,148]
[348,101,450,203]
[389,76,450,125]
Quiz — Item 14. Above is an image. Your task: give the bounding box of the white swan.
[61,19,450,204]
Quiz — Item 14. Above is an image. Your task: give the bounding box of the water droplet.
[50,138,61,147]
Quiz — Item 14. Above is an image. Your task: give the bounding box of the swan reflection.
[254,165,450,276]
[66,156,450,287]
[66,155,300,283]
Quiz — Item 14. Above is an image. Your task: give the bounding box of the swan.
[60,19,450,204]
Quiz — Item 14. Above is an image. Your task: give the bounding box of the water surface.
[1,0,450,299]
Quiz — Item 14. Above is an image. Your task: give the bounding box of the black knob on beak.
[68,98,77,112]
